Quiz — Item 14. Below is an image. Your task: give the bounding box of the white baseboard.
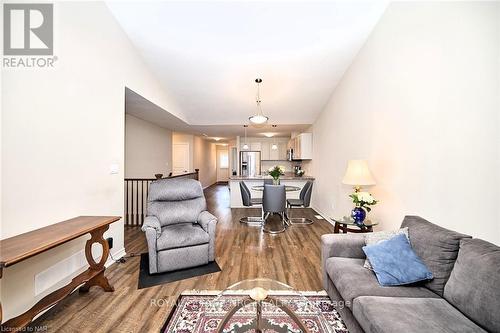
[203,182,218,189]
[311,205,335,227]
[35,246,126,297]
[106,247,126,268]
[32,246,127,321]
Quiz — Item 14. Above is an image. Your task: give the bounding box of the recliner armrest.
[197,211,217,233]
[141,216,162,238]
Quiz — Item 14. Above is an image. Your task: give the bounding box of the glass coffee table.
[213,278,330,333]
[331,216,378,233]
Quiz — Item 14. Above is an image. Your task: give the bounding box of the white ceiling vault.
[109,1,387,128]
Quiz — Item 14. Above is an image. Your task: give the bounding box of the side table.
[331,216,378,234]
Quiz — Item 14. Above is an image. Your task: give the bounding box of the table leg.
[256,300,262,333]
[334,222,340,233]
[342,223,348,234]
[0,268,2,324]
[79,225,114,292]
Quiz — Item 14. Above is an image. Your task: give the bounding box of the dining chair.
[239,181,263,224]
[286,181,314,224]
[262,184,286,234]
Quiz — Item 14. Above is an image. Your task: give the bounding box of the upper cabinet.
[242,137,290,160]
[289,133,312,160]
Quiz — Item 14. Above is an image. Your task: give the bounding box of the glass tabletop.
[331,216,379,227]
[251,185,301,192]
[212,278,332,332]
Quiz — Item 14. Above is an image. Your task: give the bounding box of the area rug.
[161,290,348,333]
[138,254,221,289]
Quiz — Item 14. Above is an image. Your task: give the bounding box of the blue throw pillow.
[362,234,433,286]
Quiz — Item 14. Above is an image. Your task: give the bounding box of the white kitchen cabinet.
[279,142,288,160]
[289,133,312,160]
[250,142,261,151]
[239,137,290,160]
[269,143,280,160]
[261,142,270,160]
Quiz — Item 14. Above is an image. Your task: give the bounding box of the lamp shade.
[342,160,376,186]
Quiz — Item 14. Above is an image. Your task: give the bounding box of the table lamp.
[342,160,376,192]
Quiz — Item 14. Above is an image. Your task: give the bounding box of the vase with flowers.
[349,192,378,225]
[268,165,285,185]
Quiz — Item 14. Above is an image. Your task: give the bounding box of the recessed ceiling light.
[214,137,221,141]
[263,133,274,138]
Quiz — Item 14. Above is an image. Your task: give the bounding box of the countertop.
[229,173,315,181]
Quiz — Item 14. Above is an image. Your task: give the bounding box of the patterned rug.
[161,291,348,333]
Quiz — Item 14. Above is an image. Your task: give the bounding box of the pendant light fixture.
[242,125,249,150]
[249,78,269,125]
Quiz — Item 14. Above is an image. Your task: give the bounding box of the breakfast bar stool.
[286,181,314,225]
[262,184,286,234]
[239,181,263,224]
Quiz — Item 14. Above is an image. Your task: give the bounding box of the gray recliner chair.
[141,178,217,274]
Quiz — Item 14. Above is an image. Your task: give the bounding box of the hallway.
[33,184,334,332]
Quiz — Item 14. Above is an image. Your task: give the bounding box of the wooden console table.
[0,216,121,329]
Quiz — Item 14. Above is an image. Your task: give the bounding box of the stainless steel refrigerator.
[240,151,261,177]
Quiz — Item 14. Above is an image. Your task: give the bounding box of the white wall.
[310,2,500,244]
[1,2,184,320]
[193,137,217,188]
[125,114,172,178]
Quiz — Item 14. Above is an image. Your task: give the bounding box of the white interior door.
[173,143,190,174]
[217,148,229,182]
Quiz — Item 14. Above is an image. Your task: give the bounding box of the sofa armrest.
[141,216,161,238]
[197,211,218,261]
[321,233,366,289]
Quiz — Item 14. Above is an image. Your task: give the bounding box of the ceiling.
[109,1,387,128]
[125,88,309,141]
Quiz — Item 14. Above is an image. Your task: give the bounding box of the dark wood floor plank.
[29,184,334,332]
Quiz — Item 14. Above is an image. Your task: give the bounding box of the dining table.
[251,185,301,231]
[251,185,301,192]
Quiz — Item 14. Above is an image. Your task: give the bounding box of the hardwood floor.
[31,184,335,332]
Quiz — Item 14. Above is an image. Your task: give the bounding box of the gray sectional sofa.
[322,216,500,333]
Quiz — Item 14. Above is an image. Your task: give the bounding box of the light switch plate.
[109,163,119,174]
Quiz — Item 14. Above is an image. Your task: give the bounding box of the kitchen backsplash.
[261,161,307,175]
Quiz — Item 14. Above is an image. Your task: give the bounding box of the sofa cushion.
[325,257,439,309]
[353,296,487,333]
[443,238,500,333]
[401,216,471,296]
[363,234,433,286]
[156,223,209,251]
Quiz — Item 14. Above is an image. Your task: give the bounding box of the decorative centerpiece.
[349,191,377,225]
[268,165,285,185]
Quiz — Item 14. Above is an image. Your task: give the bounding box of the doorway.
[216,146,229,182]
[172,143,190,174]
